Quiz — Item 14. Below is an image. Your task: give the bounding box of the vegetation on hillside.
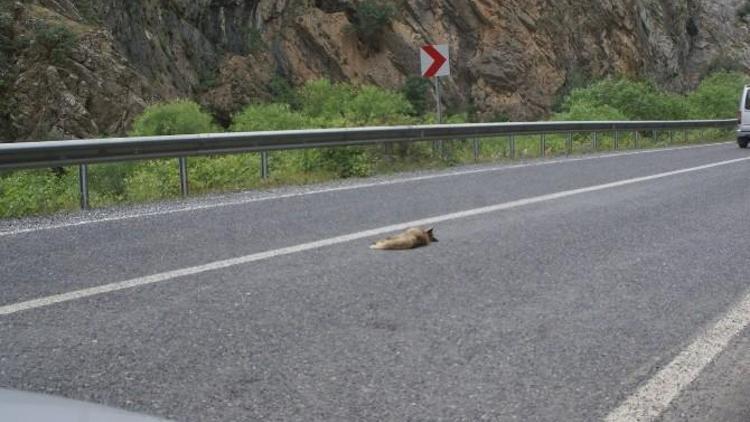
[32,22,77,64]
[552,72,749,121]
[1,71,746,218]
[348,0,396,52]
[738,0,750,21]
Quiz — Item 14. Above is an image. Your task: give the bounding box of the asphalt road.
[1,142,749,421]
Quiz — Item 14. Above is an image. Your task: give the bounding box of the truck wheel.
[739,138,749,149]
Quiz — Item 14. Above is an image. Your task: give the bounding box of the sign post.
[420,44,450,123]
[435,77,442,124]
[420,44,450,157]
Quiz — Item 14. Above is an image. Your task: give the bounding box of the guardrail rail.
[0,119,738,209]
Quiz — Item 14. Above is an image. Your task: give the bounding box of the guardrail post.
[473,139,480,163]
[78,164,89,210]
[634,131,640,149]
[566,132,573,155]
[509,135,516,159]
[178,157,189,197]
[652,129,657,145]
[669,130,674,145]
[592,132,598,151]
[260,151,269,179]
[540,134,546,157]
[383,142,393,156]
[614,131,619,150]
[684,129,688,144]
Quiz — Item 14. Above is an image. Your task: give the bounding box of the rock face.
[1,0,748,141]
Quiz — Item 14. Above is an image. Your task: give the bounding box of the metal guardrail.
[0,119,738,209]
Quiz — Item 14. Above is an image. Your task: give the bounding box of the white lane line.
[604,294,750,422]
[1,154,748,317]
[0,142,733,238]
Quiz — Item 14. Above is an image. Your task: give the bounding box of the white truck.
[739,85,750,148]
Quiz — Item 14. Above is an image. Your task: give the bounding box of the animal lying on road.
[370,227,438,250]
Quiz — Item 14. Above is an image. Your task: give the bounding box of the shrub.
[349,0,395,51]
[738,1,750,20]
[553,103,629,123]
[552,68,592,112]
[401,76,432,116]
[558,78,689,120]
[687,71,750,119]
[0,169,78,218]
[299,79,354,121]
[345,85,413,125]
[33,22,77,64]
[246,27,267,55]
[189,154,261,193]
[231,103,323,177]
[305,81,413,177]
[123,160,180,202]
[125,100,219,200]
[231,103,311,132]
[318,147,375,178]
[130,100,219,136]
[76,0,99,23]
[0,5,14,57]
[268,75,301,110]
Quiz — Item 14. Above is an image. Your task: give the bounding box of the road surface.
[1,142,749,421]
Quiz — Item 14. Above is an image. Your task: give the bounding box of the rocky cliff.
[1,0,748,141]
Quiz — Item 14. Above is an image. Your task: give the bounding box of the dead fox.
[370,227,438,250]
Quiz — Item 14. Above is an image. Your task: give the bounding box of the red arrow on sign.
[422,45,447,77]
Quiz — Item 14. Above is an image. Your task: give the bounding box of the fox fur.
[370,227,438,250]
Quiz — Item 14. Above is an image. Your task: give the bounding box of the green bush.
[231,103,323,176]
[555,72,748,122]
[552,68,592,112]
[0,99,221,215]
[88,162,136,204]
[125,100,220,200]
[0,4,16,126]
[738,1,750,20]
[76,0,99,23]
[130,100,219,136]
[346,85,413,125]
[246,27,267,55]
[190,154,261,193]
[0,169,78,218]
[296,80,415,177]
[299,79,354,121]
[268,75,301,110]
[33,22,77,64]
[401,76,432,116]
[123,160,180,202]
[552,102,629,121]
[318,147,375,178]
[231,103,311,132]
[558,78,689,120]
[229,83,415,178]
[0,5,14,58]
[687,71,750,119]
[349,0,395,51]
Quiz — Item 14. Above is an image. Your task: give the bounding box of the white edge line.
[0,142,733,238]
[1,154,748,317]
[604,293,750,422]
